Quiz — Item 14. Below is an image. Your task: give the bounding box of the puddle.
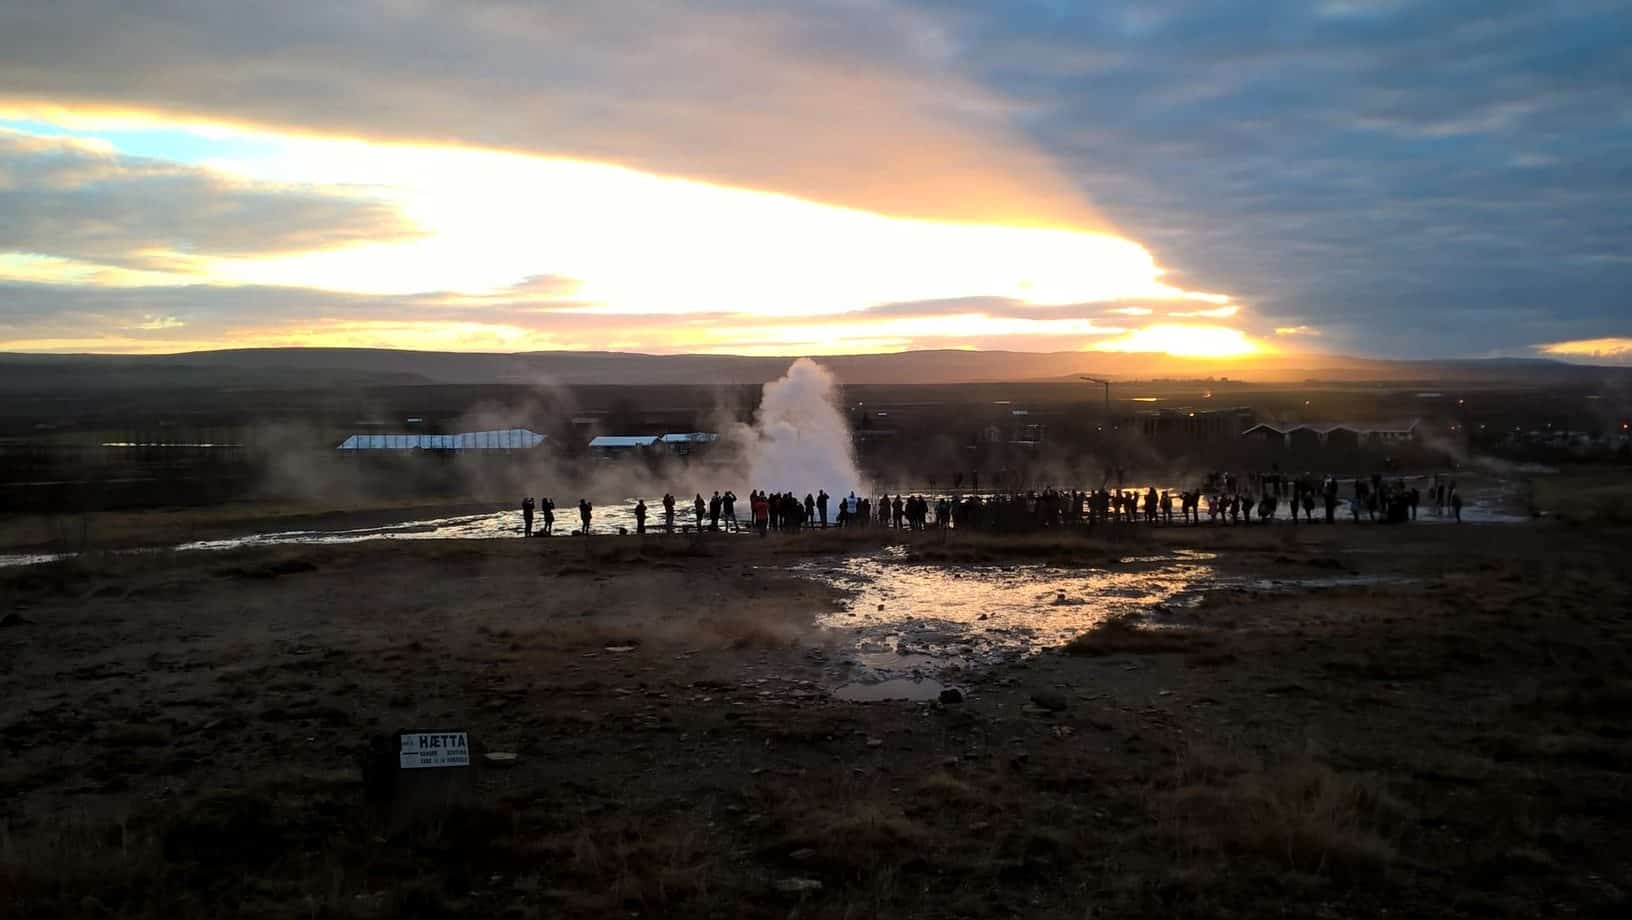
[0,552,69,568]
[804,548,1218,690]
[833,677,948,702]
[805,548,1422,698]
[0,476,1539,571]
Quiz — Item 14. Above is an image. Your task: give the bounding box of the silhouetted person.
[709,491,722,531]
[1408,487,1420,521]
[723,491,738,532]
[521,496,535,537]
[763,491,774,533]
[805,493,816,526]
[662,493,676,533]
[817,490,829,527]
[578,498,592,534]
[634,499,647,535]
[1451,489,1463,523]
[694,494,706,531]
[541,498,555,535]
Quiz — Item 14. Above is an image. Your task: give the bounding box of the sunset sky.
[1,2,1627,362]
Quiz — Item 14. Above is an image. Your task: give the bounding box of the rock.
[483,752,520,768]
[789,847,816,862]
[938,687,964,704]
[773,878,823,894]
[1030,691,1069,712]
[865,737,884,748]
[0,613,31,628]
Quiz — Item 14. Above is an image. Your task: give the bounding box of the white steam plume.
[737,358,867,498]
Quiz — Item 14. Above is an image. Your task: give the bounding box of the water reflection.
[805,547,1217,690]
[0,476,1532,571]
[805,548,1418,700]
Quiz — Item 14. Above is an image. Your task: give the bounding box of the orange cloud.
[1170,304,1240,319]
[1091,323,1267,358]
[1536,337,1632,362]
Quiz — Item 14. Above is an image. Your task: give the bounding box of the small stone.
[938,688,964,704]
[789,848,816,862]
[866,737,883,748]
[774,877,823,894]
[1030,691,1069,712]
[484,752,521,767]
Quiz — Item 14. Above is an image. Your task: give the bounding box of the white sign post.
[398,731,470,769]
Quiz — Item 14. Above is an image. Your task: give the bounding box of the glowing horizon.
[0,108,1284,360]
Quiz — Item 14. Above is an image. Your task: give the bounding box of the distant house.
[658,432,720,456]
[337,428,547,451]
[1139,407,1255,441]
[588,435,660,459]
[1240,420,1419,447]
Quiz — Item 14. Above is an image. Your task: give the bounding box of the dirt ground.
[0,499,512,554]
[2,517,1630,918]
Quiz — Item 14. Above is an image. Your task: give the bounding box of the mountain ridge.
[0,346,1621,391]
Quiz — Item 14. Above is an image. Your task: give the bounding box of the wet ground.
[4,516,1630,918]
[0,475,1532,572]
[801,546,1415,699]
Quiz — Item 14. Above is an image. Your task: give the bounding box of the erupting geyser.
[741,358,867,498]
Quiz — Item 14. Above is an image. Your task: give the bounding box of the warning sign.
[398,731,470,769]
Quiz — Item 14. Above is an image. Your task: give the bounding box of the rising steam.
[737,358,867,498]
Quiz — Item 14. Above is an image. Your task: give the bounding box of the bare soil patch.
[2,523,1629,917]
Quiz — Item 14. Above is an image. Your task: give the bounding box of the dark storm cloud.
[914,0,1632,356]
[0,131,418,270]
[2,1,1627,357]
[0,0,1097,227]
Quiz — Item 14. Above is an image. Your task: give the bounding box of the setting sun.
[1089,323,1266,358]
[0,111,1261,355]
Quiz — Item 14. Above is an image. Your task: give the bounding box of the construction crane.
[1079,376,1111,416]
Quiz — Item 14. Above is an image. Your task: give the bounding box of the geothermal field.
[2,357,1630,919]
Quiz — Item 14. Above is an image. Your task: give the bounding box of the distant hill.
[0,347,1625,392]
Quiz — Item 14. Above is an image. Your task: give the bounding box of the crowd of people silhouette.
[517,472,1466,536]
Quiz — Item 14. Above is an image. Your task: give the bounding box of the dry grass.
[1065,613,1210,656]
[1155,743,1411,883]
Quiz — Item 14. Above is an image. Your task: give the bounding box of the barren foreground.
[2,522,1630,918]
